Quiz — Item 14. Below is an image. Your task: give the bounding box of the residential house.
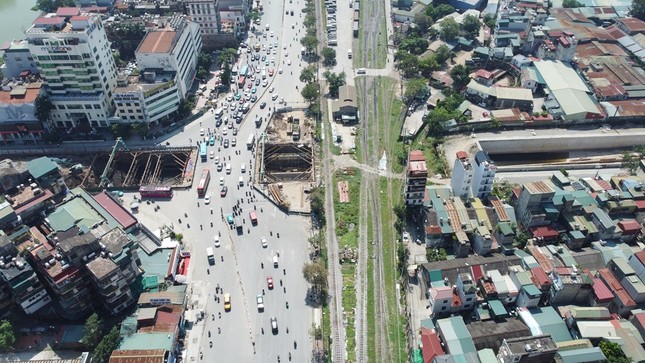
[451,151,473,200]
[428,286,454,317]
[471,151,497,199]
[550,267,593,305]
[597,268,636,317]
[497,335,558,363]
[331,85,358,123]
[405,150,428,206]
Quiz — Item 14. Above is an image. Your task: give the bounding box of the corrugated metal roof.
[557,347,606,363]
[529,306,573,342]
[436,316,477,355]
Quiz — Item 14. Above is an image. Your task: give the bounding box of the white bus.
[214,108,224,118]
[207,247,215,264]
[247,134,255,149]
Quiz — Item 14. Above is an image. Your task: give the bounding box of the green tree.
[435,44,453,63]
[450,65,470,88]
[425,4,455,21]
[216,48,238,65]
[302,261,328,292]
[0,320,15,352]
[418,55,440,77]
[92,326,121,363]
[404,78,430,104]
[220,63,232,87]
[395,51,420,77]
[110,124,132,140]
[300,66,317,83]
[177,96,195,118]
[301,83,320,103]
[301,34,319,52]
[82,313,103,349]
[622,146,645,174]
[563,0,584,7]
[323,71,346,97]
[399,36,430,55]
[131,122,149,138]
[633,0,645,21]
[439,17,460,41]
[426,247,447,262]
[483,13,497,28]
[249,9,260,21]
[105,23,145,61]
[310,187,325,225]
[34,0,75,12]
[599,340,632,363]
[414,13,433,34]
[461,14,482,39]
[34,95,53,123]
[321,47,337,66]
[491,180,514,200]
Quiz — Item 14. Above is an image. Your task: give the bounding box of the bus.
[237,76,246,89]
[139,186,173,199]
[207,247,215,265]
[247,134,255,149]
[197,169,211,197]
[200,143,207,161]
[249,210,258,225]
[240,65,249,77]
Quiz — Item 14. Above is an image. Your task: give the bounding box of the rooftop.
[137,30,176,54]
[86,257,118,280]
[436,316,476,355]
[502,334,558,355]
[109,350,168,363]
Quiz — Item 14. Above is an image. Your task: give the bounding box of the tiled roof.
[592,277,615,302]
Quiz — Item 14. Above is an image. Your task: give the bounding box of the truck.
[255,117,262,128]
[247,134,255,149]
[207,247,215,265]
[235,217,243,233]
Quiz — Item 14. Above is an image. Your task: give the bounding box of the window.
[443,300,448,304]
[93,104,101,109]
[441,306,446,311]
[466,297,472,302]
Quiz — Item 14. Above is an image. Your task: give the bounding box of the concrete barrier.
[479,131,645,154]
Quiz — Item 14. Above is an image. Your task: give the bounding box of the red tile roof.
[592,277,614,302]
[409,150,426,162]
[420,328,444,363]
[456,151,468,160]
[634,250,645,266]
[597,268,635,307]
[92,191,137,229]
[635,200,645,210]
[471,264,485,283]
[529,225,560,239]
[618,220,641,235]
[33,16,66,25]
[531,267,552,288]
[56,7,80,16]
[476,69,494,79]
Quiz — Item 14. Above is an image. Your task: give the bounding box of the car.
[228,122,234,129]
[222,128,228,135]
[278,68,283,74]
[251,86,257,94]
[250,95,257,102]
[214,235,221,247]
[280,97,284,104]
[247,82,252,89]
[256,67,261,74]
[291,10,294,15]
[260,102,267,109]
[262,54,266,61]
[272,49,276,54]
[223,139,229,148]
[231,138,237,147]
[217,163,223,171]
[262,79,268,87]
[255,78,260,86]
[240,163,246,172]
[230,103,237,111]
[270,31,274,37]
[219,177,225,185]
[204,194,211,204]
[226,164,231,174]
[272,94,279,101]
[216,118,223,127]
[223,116,229,124]
[274,42,278,47]
[256,294,265,311]
[210,151,214,159]
[265,60,270,66]
[232,128,238,136]
[215,156,220,164]
[235,93,242,100]
[287,59,291,65]
[270,317,278,333]
[222,102,229,109]
[220,185,228,197]
[271,57,275,64]
[285,51,288,57]
[200,128,204,136]
[269,69,274,76]
[283,45,287,50]
[226,95,233,102]
[269,86,275,93]
[224,293,231,311]
[267,276,274,289]
[261,237,268,248]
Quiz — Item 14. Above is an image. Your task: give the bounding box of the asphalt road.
[158,1,314,361]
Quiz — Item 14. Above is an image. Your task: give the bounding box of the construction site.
[254,111,316,213]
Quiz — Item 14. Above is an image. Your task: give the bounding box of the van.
[239,176,244,186]
[200,85,207,92]
[273,255,279,267]
[265,24,270,31]
[262,70,267,79]
[214,108,224,118]
[357,68,366,74]
[249,210,258,225]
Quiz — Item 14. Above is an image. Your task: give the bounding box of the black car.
[260,102,267,109]
[216,118,222,127]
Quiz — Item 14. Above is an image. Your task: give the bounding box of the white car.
[200,128,205,136]
[256,294,265,311]
[283,45,287,50]
[272,94,279,101]
[214,235,221,247]
[226,95,233,102]
[232,138,237,147]
[269,86,275,93]
[261,237,268,248]
[287,59,291,65]
[278,68,283,74]
[273,49,277,54]
[210,151,214,159]
[262,80,268,87]
[222,128,228,135]
[219,177,224,185]
[285,51,288,57]
[270,31,274,37]
[280,97,284,104]
[215,156,220,164]
[222,102,229,109]
[204,194,211,204]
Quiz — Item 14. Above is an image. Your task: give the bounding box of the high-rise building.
[405,150,428,206]
[185,0,222,46]
[471,151,497,199]
[0,40,39,80]
[114,16,201,125]
[450,151,473,200]
[26,8,118,129]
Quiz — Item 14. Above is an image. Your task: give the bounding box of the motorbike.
[261,262,264,269]
[208,331,211,337]
[207,268,210,275]
[209,341,212,348]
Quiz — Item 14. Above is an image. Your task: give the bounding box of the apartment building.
[0,40,40,80]
[26,8,118,129]
[470,151,496,199]
[0,79,46,145]
[450,151,473,200]
[405,150,428,206]
[185,0,222,46]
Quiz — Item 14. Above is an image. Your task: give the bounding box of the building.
[27,156,67,195]
[185,0,247,48]
[471,151,496,199]
[331,85,358,123]
[428,286,454,316]
[0,80,46,145]
[114,16,201,125]
[497,335,559,363]
[451,151,473,200]
[0,40,39,80]
[26,8,118,129]
[185,0,221,47]
[435,316,477,355]
[405,150,428,206]
[514,181,556,229]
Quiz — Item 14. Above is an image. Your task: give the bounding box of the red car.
[247,82,252,89]
[267,276,274,289]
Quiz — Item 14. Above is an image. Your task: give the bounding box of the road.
[153,1,315,361]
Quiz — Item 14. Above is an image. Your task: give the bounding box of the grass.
[411,137,450,177]
[375,11,388,69]
[366,207,377,363]
[342,263,357,361]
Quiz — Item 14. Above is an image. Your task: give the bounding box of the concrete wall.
[478,131,645,154]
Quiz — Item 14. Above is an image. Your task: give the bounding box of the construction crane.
[99,137,128,188]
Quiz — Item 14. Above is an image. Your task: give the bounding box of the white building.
[185,0,222,45]
[0,40,39,80]
[471,151,496,199]
[451,151,473,200]
[113,79,180,125]
[26,8,117,129]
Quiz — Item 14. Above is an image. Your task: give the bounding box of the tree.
[404,78,430,104]
[622,146,645,174]
[633,0,645,21]
[414,13,433,34]
[249,9,260,21]
[435,4,455,19]
[461,14,482,39]
[439,17,460,42]
[216,48,238,66]
[300,66,317,83]
[196,52,213,80]
[301,34,319,52]
[92,326,121,363]
[34,0,75,12]
[301,83,320,103]
[321,47,337,66]
[220,63,232,87]
[110,124,132,140]
[105,23,145,61]
[599,340,632,363]
[310,187,325,225]
[435,44,453,64]
[323,71,346,97]
[0,320,15,352]
[131,122,149,139]
[395,51,420,78]
[483,14,497,29]
[450,65,470,88]
[491,180,514,200]
[34,95,53,123]
[302,261,328,291]
[563,0,584,7]
[82,313,103,349]
[418,55,440,77]
[426,248,447,262]
[399,36,430,55]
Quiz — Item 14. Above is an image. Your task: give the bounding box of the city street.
[155,1,315,361]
